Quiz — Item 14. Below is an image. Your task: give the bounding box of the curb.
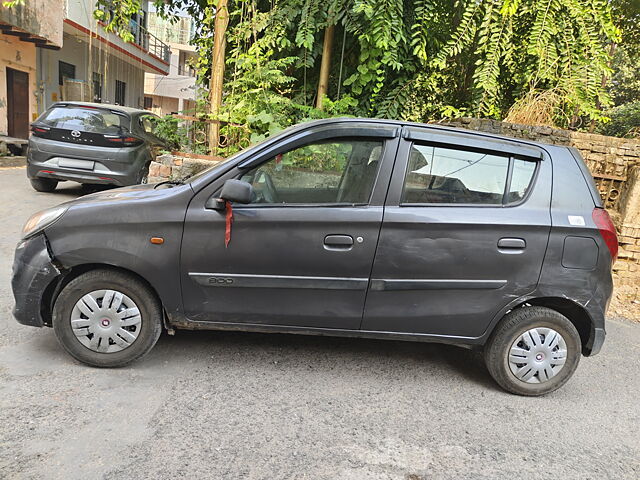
[0,156,26,168]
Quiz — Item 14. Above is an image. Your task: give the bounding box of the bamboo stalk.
[208,0,229,154]
[315,24,335,110]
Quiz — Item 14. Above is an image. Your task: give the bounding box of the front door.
[362,127,552,338]
[6,68,30,139]
[181,128,399,329]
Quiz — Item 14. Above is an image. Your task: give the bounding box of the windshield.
[38,106,130,134]
[184,123,307,183]
[185,140,270,183]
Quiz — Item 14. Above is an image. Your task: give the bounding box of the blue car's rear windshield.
[38,106,130,134]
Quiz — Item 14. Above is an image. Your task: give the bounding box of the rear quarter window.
[139,114,159,134]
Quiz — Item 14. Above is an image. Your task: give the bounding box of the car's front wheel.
[30,178,58,192]
[484,306,581,396]
[52,269,163,367]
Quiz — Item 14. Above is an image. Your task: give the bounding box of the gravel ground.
[1,167,639,480]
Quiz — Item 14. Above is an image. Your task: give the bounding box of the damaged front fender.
[11,234,61,327]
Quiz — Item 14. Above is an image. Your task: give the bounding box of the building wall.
[0,34,37,135]
[144,45,196,108]
[0,0,64,47]
[145,94,179,116]
[144,13,196,115]
[37,33,146,110]
[63,0,168,75]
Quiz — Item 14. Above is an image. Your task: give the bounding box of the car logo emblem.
[71,130,81,138]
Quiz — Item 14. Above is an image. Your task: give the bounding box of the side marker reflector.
[150,237,164,245]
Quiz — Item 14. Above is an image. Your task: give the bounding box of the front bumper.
[586,327,606,356]
[12,234,61,327]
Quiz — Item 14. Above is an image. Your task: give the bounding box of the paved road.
[1,167,639,480]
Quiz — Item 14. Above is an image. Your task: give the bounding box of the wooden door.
[7,68,30,139]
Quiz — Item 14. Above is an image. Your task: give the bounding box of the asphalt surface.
[0,167,639,480]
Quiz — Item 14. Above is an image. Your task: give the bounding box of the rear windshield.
[38,106,130,134]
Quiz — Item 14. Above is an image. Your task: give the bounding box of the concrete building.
[1,0,63,142]
[143,12,197,116]
[37,0,170,113]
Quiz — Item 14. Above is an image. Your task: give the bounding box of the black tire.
[82,183,113,193]
[484,306,581,396]
[52,269,163,367]
[137,165,150,184]
[30,178,58,192]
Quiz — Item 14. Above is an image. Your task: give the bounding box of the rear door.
[180,124,400,329]
[361,127,552,338]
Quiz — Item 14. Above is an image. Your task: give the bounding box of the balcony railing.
[130,21,171,63]
[148,25,193,46]
[93,8,172,65]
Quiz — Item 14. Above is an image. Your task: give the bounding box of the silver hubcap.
[508,327,568,384]
[70,289,142,353]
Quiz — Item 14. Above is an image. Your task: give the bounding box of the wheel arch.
[41,263,167,328]
[509,297,595,356]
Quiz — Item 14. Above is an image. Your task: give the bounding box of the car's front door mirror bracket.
[205,179,254,210]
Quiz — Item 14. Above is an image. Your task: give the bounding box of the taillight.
[123,136,143,146]
[30,125,50,137]
[105,135,143,147]
[592,208,618,263]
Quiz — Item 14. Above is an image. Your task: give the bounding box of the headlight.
[22,206,67,239]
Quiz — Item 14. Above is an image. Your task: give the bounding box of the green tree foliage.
[94,0,621,140]
[598,101,640,138]
[610,1,640,105]
[599,0,640,136]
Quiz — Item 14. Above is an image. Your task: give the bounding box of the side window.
[402,143,536,205]
[239,139,384,205]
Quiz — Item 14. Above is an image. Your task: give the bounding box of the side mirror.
[205,179,254,210]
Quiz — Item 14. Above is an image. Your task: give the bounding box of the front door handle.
[324,234,354,250]
[498,238,526,249]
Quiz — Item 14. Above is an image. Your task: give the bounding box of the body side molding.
[189,272,369,290]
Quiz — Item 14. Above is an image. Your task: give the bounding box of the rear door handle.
[324,234,354,250]
[498,238,526,249]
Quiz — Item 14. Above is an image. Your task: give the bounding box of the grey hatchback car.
[12,118,617,396]
[26,101,164,192]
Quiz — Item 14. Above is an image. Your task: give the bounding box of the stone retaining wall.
[148,154,221,183]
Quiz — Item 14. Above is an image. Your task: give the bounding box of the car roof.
[287,117,560,151]
[48,101,149,116]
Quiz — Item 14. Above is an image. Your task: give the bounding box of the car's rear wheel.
[30,178,58,192]
[137,165,149,184]
[484,306,581,396]
[52,269,163,367]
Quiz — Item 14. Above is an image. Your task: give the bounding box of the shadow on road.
[45,182,115,198]
[9,326,500,391]
[149,328,500,391]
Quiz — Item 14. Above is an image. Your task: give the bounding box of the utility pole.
[315,24,335,110]
[208,0,229,154]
